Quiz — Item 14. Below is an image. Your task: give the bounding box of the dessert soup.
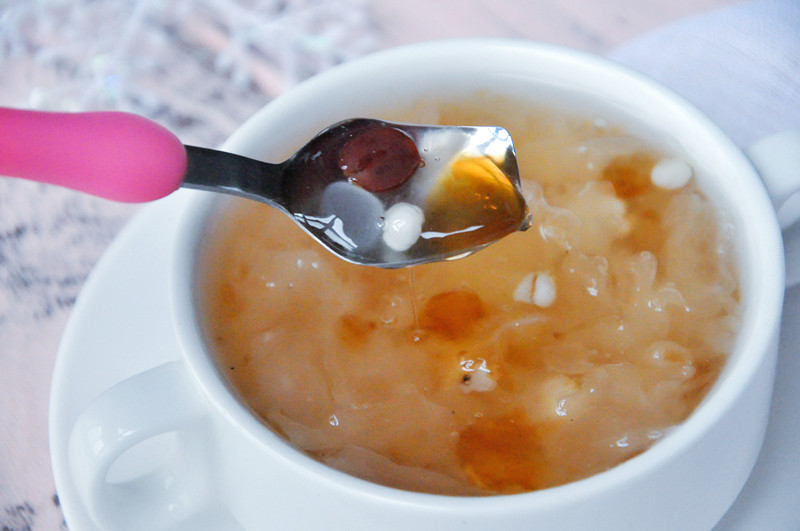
[198,93,740,496]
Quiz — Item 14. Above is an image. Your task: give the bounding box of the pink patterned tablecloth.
[3,1,797,529]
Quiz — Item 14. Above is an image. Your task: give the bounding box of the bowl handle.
[746,129,800,287]
[67,361,240,530]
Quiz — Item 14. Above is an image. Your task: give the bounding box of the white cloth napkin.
[610,0,800,149]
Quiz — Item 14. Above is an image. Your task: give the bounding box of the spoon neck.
[181,145,286,208]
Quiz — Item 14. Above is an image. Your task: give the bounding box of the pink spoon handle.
[0,107,187,202]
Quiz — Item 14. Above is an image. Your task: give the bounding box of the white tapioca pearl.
[651,158,693,190]
[513,272,535,303]
[513,272,557,308]
[533,272,557,307]
[382,202,424,252]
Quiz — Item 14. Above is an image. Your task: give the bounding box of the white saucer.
[49,191,800,530]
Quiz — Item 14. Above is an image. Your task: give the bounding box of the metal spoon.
[0,108,529,267]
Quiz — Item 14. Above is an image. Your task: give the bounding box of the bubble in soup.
[199,94,740,495]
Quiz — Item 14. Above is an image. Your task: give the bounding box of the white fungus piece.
[538,375,580,420]
[461,367,496,393]
[651,158,693,190]
[513,272,557,308]
[382,202,424,252]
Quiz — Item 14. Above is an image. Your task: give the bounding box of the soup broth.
[198,94,740,495]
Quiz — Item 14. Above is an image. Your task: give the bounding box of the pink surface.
[0,108,187,203]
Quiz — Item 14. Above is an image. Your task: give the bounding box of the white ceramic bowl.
[68,40,786,531]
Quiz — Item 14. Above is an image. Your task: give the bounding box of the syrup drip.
[408,268,423,342]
